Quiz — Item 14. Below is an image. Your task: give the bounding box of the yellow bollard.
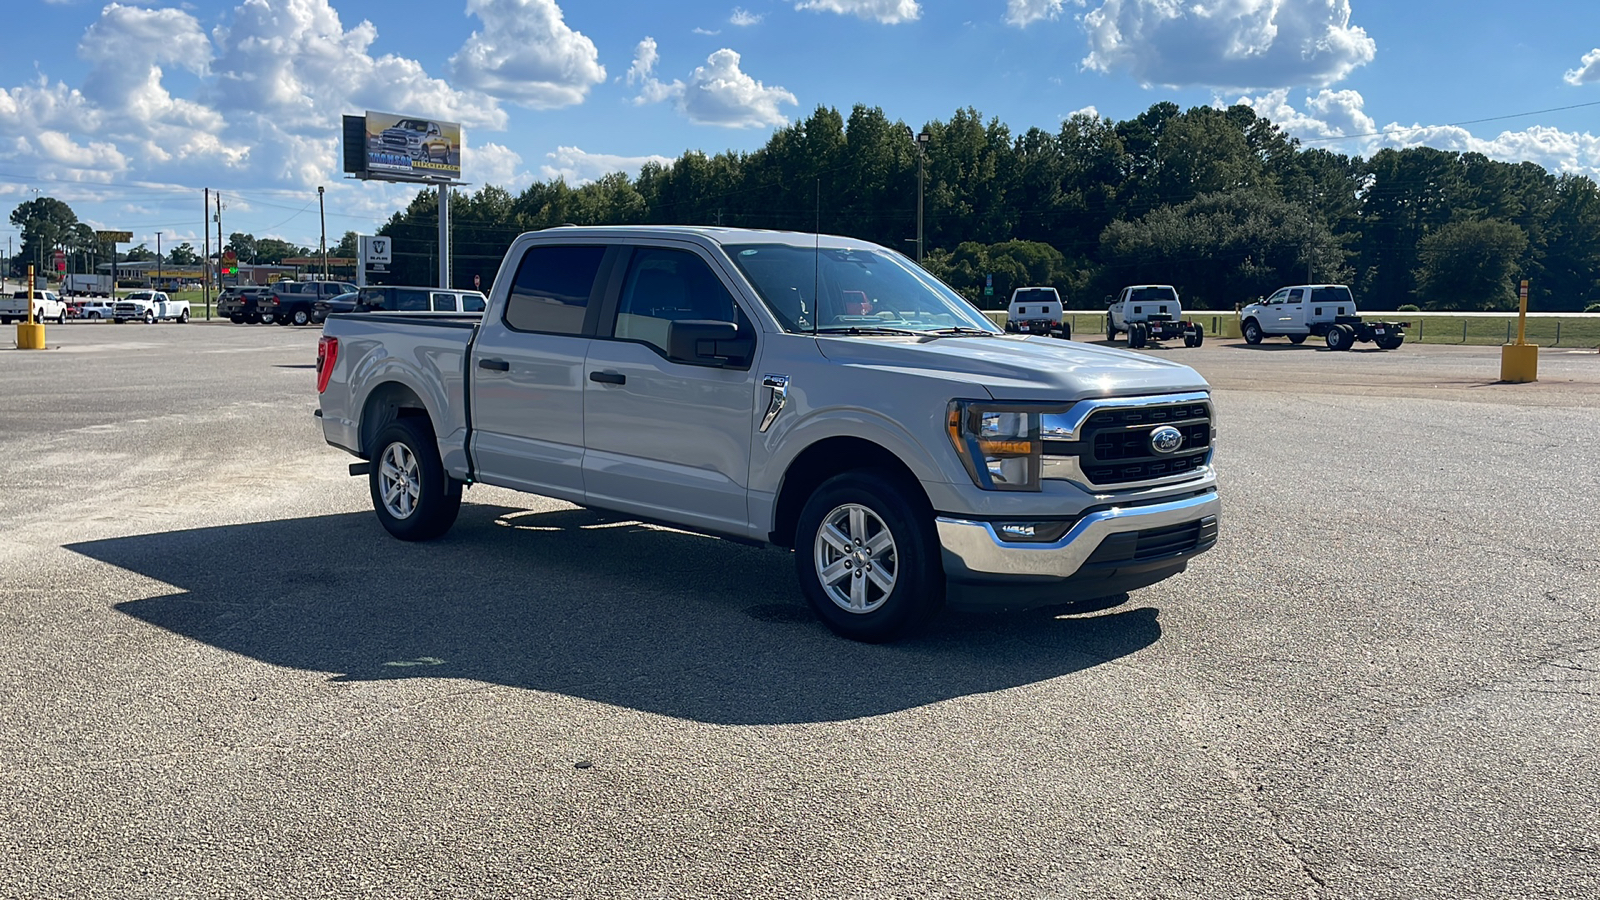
[15,264,46,350]
[1499,279,1537,383]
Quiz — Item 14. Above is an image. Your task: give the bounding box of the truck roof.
[530,224,890,251]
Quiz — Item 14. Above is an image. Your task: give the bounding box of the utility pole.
[203,188,212,319]
[156,231,163,290]
[318,185,328,281]
[216,193,225,286]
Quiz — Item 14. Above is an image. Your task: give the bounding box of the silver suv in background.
[315,226,1220,641]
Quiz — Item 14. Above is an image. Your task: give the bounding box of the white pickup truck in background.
[114,291,190,324]
[315,226,1221,641]
[2,290,68,324]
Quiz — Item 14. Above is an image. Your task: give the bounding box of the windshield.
[725,243,997,334]
[1128,287,1178,302]
[396,120,430,132]
[127,292,153,301]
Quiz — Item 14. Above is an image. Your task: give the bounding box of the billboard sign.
[96,230,133,244]
[362,110,461,183]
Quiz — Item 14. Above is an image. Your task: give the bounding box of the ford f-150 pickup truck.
[316,226,1220,641]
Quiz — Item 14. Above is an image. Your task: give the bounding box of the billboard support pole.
[437,183,450,290]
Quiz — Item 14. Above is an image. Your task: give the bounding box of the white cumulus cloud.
[539,146,675,183]
[631,46,795,128]
[1006,0,1070,28]
[472,141,535,191]
[680,49,797,128]
[1565,48,1600,86]
[449,0,606,108]
[1232,87,1375,141]
[626,37,685,105]
[795,0,921,25]
[1082,0,1376,88]
[730,7,763,26]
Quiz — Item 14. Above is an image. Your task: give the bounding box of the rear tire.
[1326,324,1353,351]
[291,307,310,326]
[1057,322,1072,340]
[1242,319,1263,345]
[177,309,189,324]
[230,313,246,324]
[369,418,463,541]
[794,469,944,642]
[1376,334,1404,350]
[1106,316,1117,340]
[260,312,276,325]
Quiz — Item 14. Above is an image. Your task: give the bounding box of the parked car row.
[214,282,488,326]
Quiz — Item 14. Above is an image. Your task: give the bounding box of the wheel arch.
[359,381,434,459]
[768,435,931,549]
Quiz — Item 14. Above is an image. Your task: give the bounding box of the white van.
[1005,286,1069,338]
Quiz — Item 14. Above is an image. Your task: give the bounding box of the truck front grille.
[1043,397,1213,489]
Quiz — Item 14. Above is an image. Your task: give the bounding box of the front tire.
[143,311,155,325]
[1243,319,1263,345]
[795,469,944,642]
[291,307,311,326]
[369,418,463,541]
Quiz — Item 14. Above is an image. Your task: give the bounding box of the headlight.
[946,401,1042,491]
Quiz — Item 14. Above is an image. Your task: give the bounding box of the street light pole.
[907,127,929,263]
[156,231,162,289]
[318,185,328,281]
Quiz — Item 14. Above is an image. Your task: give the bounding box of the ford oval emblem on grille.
[1149,425,1184,455]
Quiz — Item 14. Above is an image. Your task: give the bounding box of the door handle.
[478,358,509,371]
[589,371,626,385]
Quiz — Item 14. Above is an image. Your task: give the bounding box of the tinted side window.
[392,289,431,312]
[460,292,487,313]
[613,247,744,357]
[431,292,458,312]
[504,245,606,334]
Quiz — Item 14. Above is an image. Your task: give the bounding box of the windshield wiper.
[813,325,929,337]
[928,326,999,336]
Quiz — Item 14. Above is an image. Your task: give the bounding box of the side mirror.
[667,319,752,366]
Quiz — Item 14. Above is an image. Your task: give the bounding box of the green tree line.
[13,101,1600,311]
[373,102,1600,312]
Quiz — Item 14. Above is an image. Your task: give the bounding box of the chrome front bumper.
[935,491,1220,582]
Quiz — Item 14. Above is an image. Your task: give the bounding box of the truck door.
[582,244,758,536]
[468,243,612,504]
[1281,287,1308,333]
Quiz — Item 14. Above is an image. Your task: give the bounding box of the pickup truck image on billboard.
[365,111,461,182]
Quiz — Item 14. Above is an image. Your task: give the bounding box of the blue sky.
[2,0,1599,255]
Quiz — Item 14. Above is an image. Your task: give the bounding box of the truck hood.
[816,334,1209,400]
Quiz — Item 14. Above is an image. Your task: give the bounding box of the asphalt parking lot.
[3,322,1597,899]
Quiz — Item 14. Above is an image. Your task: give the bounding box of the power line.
[1298,99,1600,145]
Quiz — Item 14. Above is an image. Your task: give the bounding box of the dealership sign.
[343,110,462,184]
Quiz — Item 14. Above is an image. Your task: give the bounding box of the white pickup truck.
[315,226,1221,641]
[2,290,68,324]
[1239,284,1406,350]
[113,291,190,324]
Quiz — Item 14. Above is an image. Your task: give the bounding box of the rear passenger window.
[460,292,486,313]
[392,289,431,311]
[431,292,458,312]
[504,245,605,334]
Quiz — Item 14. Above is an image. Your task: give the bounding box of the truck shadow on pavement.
[67,504,1161,726]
